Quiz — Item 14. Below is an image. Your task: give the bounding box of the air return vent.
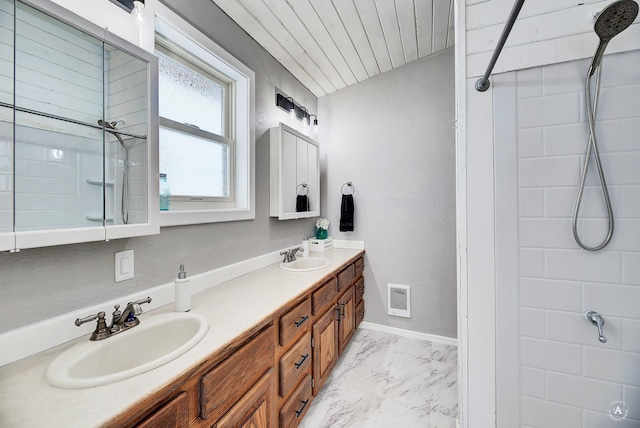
[388,284,411,318]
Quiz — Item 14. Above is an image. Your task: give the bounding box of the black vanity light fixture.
[276,93,318,133]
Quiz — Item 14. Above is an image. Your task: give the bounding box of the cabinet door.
[338,286,356,356]
[312,305,338,395]
[135,392,189,428]
[215,371,276,428]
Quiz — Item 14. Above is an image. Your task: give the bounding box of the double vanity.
[0,248,365,427]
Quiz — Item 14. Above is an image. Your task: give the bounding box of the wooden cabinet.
[200,326,275,422]
[279,298,311,346]
[279,332,312,397]
[120,252,364,428]
[279,375,312,428]
[135,392,189,428]
[215,372,276,428]
[337,286,356,356]
[312,304,339,396]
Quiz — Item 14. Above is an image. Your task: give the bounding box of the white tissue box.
[308,236,333,252]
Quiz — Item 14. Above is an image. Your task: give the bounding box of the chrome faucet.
[585,310,607,343]
[75,297,152,341]
[280,247,304,263]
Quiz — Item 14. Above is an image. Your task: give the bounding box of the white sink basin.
[280,257,330,272]
[46,312,209,389]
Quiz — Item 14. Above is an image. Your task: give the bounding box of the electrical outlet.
[115,250,134,282]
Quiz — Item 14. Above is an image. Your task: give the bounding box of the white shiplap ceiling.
[211,0,454,97]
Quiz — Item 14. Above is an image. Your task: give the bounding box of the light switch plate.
[115,250,134,282]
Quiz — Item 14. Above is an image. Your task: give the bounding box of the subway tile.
[542,60,585,95]
[518,92,581,128]
[623,385,640,421]
[14,176,46,194]
[622,253,640,285]
[585,152,640,186]
[14,143,44,161]
[582,410,640,428]
[619,118,640,151]
[518,128,543,158]
[584,347,640,387]
[516,67,543,99]
[521,338,582,375]
[520,218,575,248]
[520,248,545,278]
[520,278,582,311]
[622,319,640,353]
[519,156,582,187]
[519,188,544,217]
[620,186,640,218]
[584,283,640,320]
[521,308,545,338]
[596,85,640,121]
[578,219,640,252]
[0,155,11,173]
[618,50,640,86]
[521,396,582,427]
[545,249,621,283]
[521,367,545,399]
[545,186,622,219]
[546,372,621,412]
[546,310,622,350]
[543,123,589,156]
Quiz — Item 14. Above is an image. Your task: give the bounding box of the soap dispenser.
[175,264,190,312]
[301,235,309,257]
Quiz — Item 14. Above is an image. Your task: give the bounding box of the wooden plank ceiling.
[212,0,455,97]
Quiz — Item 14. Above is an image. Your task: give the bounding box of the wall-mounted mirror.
[270,123,319,220]
[0,0,158,251]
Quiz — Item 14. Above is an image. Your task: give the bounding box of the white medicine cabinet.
[269,123,319,220]
[0,0,159,251]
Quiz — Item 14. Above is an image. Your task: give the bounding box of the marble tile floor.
[300,328,458,428]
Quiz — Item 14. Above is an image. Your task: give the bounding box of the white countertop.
[0,248,363,428]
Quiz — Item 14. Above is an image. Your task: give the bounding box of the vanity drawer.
[337,263,355,292]
[356,300,365,328]
[355,277,365,303]
[200,325,275,421]
[280,374,313,428]
[279,332,312,397]
[312,278,338,315]
[135,392,188,428]
[280,298,311,346]
[355,257,364,279]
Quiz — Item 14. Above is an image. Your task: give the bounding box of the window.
[155,5,255,226]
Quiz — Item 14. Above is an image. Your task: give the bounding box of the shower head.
[588,0,639,75]
[98,119,127,149]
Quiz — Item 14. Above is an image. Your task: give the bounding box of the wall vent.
[387,284,411,318]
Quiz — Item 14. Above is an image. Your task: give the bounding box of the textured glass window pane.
[158,51,224,135]
[159,127,228,198]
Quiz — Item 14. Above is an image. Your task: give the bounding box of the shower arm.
[475,0,526,92]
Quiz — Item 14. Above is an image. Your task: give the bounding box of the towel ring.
[341,182,354,195]
[297,183,309,196]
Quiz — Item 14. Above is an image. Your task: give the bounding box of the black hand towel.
[296,194,309,212]
[339,194,354,232]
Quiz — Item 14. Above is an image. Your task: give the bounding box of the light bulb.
[313,119,318,134]
[289,107,295,119]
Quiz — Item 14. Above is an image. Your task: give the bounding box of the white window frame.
[154,3,255,226]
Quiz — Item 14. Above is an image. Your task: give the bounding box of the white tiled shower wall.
[495,49,640,427]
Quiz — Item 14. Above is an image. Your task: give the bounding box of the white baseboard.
[333,239,365,250]
[359,321,458,346]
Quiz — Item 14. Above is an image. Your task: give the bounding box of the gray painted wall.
[318,48,457,338]
[0,0,318,333]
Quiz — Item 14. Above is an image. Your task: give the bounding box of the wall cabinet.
[0,0,158,251]
[269,123,319,220]
[118,253,364,428]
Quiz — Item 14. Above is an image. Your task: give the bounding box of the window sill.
[159,208,255,227]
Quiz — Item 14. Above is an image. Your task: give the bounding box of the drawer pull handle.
[340,302,346,318]
[335,306,341,321]
[294,315,309,327]
[295,353,309,369]
[295,399,309,418]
